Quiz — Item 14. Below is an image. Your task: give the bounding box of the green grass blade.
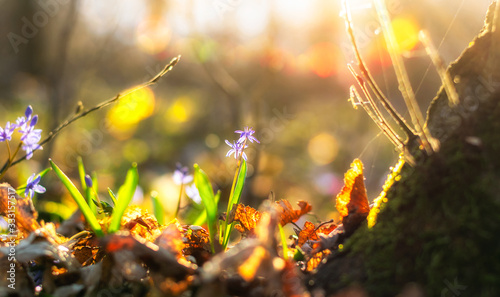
[151,191,165,225]
[108,163,139,234]
[77,157,87,192]
[49,159,104,237]
[91,171,99,193]
[194,164,217,253]
[278,224,289,260]
[76,157,97,214]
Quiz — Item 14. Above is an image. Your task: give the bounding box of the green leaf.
[108,163,139,234]
[194,164,218,253]
[77,157,97,214]
[192,191,220,226]
[49,159,104,237]
[222,159,248,249]
[151,191,165,225]
[107,188,117,205]
[92,199,114,214]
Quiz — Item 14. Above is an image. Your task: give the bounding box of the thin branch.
[348,65,404,151]
[419,30,459,106]
[372,0,435,154]
[342,0,416,141]
[0,56,180,172]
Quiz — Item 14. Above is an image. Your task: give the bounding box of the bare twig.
[0,56,180,173]
[372,0,435,154]
[342,0,416,141]
[419,30,459,106]
[348,65,404,151]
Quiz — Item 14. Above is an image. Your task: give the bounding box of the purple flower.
[19,117,39,142]
[15,106,34,129]
[21,128,43,160]
[25,173,46,199]
[225,140,248,160]
[173,163,193,185]
[235,127,259,144]
[25,105,33,118]
[84,174,93,188]
[0,122,15,142]
[185,183,201,204]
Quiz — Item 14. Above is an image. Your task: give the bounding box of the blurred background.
[0,0,493,224]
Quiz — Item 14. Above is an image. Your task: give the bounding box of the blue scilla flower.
[235,126,259,144]
[21,128,43,160]
[0,122,15,142]
[25,173,46,199]
[173,163,193,185]
[225,140,248,161]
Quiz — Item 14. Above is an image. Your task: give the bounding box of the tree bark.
[311,2,500,296]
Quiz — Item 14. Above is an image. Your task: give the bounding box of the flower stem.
[222,139,246,249]
[0,142,21,180]
[174,183,184,218]
[222,160,241,248]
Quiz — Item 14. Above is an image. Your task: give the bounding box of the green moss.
[337,96,500,296]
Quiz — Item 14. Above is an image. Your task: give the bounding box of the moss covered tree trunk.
[312,2,500,296]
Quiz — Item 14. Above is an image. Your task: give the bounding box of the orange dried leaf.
[227,204,262,235]
[335,159,370,233]
[0,183,40,238]
[182,225,211,256]
[297,221,317,247]
[306,250,330,272]
[72,233,103,266]
[276,200,312,226]
[297,221,337,248]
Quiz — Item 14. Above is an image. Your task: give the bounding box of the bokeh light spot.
[136,20,171,55]
[391,17,419,52]
[306,43,341,78]
[205,133,220,148]
[107,87,155,139]
[307,132,339,165]
[165,96,195,124]
[123,139,150,164]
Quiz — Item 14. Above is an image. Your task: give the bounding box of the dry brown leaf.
[297,221,337,248]
[72,233,103,266]
[229,200,312,237]
[0,183,40,239]
[335,159,370,234]
[276,200,312,226]
[306,250,330,272]
[181,225,211,258]
[227,204,262,236]
[101,206,161,242]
